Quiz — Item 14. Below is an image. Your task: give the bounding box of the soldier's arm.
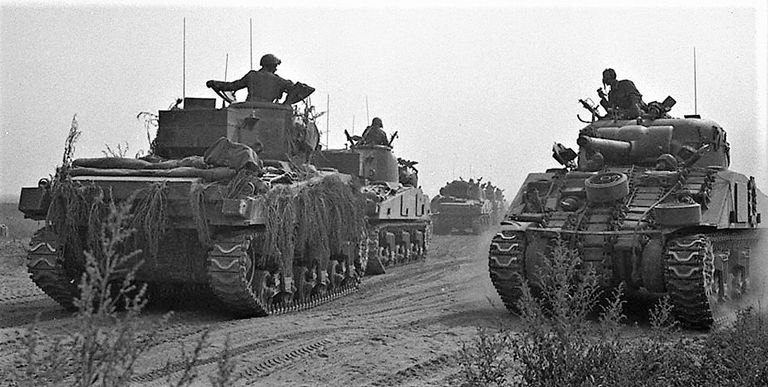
[280,77,294,92]
[206,73,249,91]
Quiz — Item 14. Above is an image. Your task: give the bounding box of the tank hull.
[19,101,370,317]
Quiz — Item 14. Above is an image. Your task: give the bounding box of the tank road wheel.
[365,228,385,275]
[27,227,79,312]
[328,260,344,291]
[665,234,720,329]
[488,228,526,313]
[352,236,369,280]
[311,262,329,298]
[293,266,314,303]
[585,172,629,203]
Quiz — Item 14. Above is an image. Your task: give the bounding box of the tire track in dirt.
[132,326,349,385]
[234,235,494,386]
[132,236,475,385]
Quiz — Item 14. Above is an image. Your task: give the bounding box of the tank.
[18,83,373,317]
[488,95,765,329]
[431,179,505,235]
[311,132,431,275]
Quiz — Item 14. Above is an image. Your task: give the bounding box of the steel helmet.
[371,117,383,127]
[260,54,281,67]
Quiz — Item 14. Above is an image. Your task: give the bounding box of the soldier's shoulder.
[618,79,637,88]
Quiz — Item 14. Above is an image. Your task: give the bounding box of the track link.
[665,234,715,329]
[488,228,526,312]
[206,232,364,317]
[26,228,79,312]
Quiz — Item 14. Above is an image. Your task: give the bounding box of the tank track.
[365,221,431,274]
[665,231,759,330]
[207,231,364,317]
[488,229,526,312]
[26,228,79,311]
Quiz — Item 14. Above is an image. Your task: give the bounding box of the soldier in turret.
[360,117,389,146]
[206,53,294,103]
[597,68,644,119]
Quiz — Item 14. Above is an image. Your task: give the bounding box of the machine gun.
[578,98,604,123]
[397,157,419,173]
[344,129,362,148]
[388,131,399,147]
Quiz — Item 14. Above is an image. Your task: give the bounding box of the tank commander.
[360,117,390,146]
[206,54,293,103]
[597,68,644,119]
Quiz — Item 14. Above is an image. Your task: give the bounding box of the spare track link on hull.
[206,232,362,318]
[488,229,526,312]
[364,221,431,275]
[27,228,79,311]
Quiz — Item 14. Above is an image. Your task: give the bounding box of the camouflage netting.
[260,174,366,270]
[130,182,168,259]
[46,175,169,264]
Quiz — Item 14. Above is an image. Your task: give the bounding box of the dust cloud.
[746,229,768,311]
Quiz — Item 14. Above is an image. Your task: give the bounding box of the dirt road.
[0,233,519,386]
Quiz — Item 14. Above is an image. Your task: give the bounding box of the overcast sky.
[1,1,766,201]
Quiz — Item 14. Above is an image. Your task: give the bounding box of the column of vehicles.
[488,92,767,329]
[18,59,431,318]
[430,178,506,235]
[16,60,765,330]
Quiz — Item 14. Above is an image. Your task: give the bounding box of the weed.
[10,193,237,386]
[460,236,768,386]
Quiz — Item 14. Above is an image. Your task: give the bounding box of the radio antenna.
[221,53,230,108]
[182,17,186,102]
[693,46,698,115]
[365,95,370,123]
[250,18,253,70]
[326,94,330,148]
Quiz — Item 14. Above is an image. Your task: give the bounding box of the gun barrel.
[577,135,631,158]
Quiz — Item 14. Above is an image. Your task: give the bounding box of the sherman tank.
[431,179,504,235]
[488,95,765,329]
[311,131,431,275]
[18,81,375,317]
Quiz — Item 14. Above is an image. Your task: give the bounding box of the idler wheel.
[585,172,629,203]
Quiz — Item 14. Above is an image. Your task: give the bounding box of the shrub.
[9,196,237,386]
[460,237,768,386]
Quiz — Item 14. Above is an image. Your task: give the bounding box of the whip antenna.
[224,53,229,80]
[693,46,698,115]
[183,18,186,102]
[326,94,330,148]
[250,18,253,70]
